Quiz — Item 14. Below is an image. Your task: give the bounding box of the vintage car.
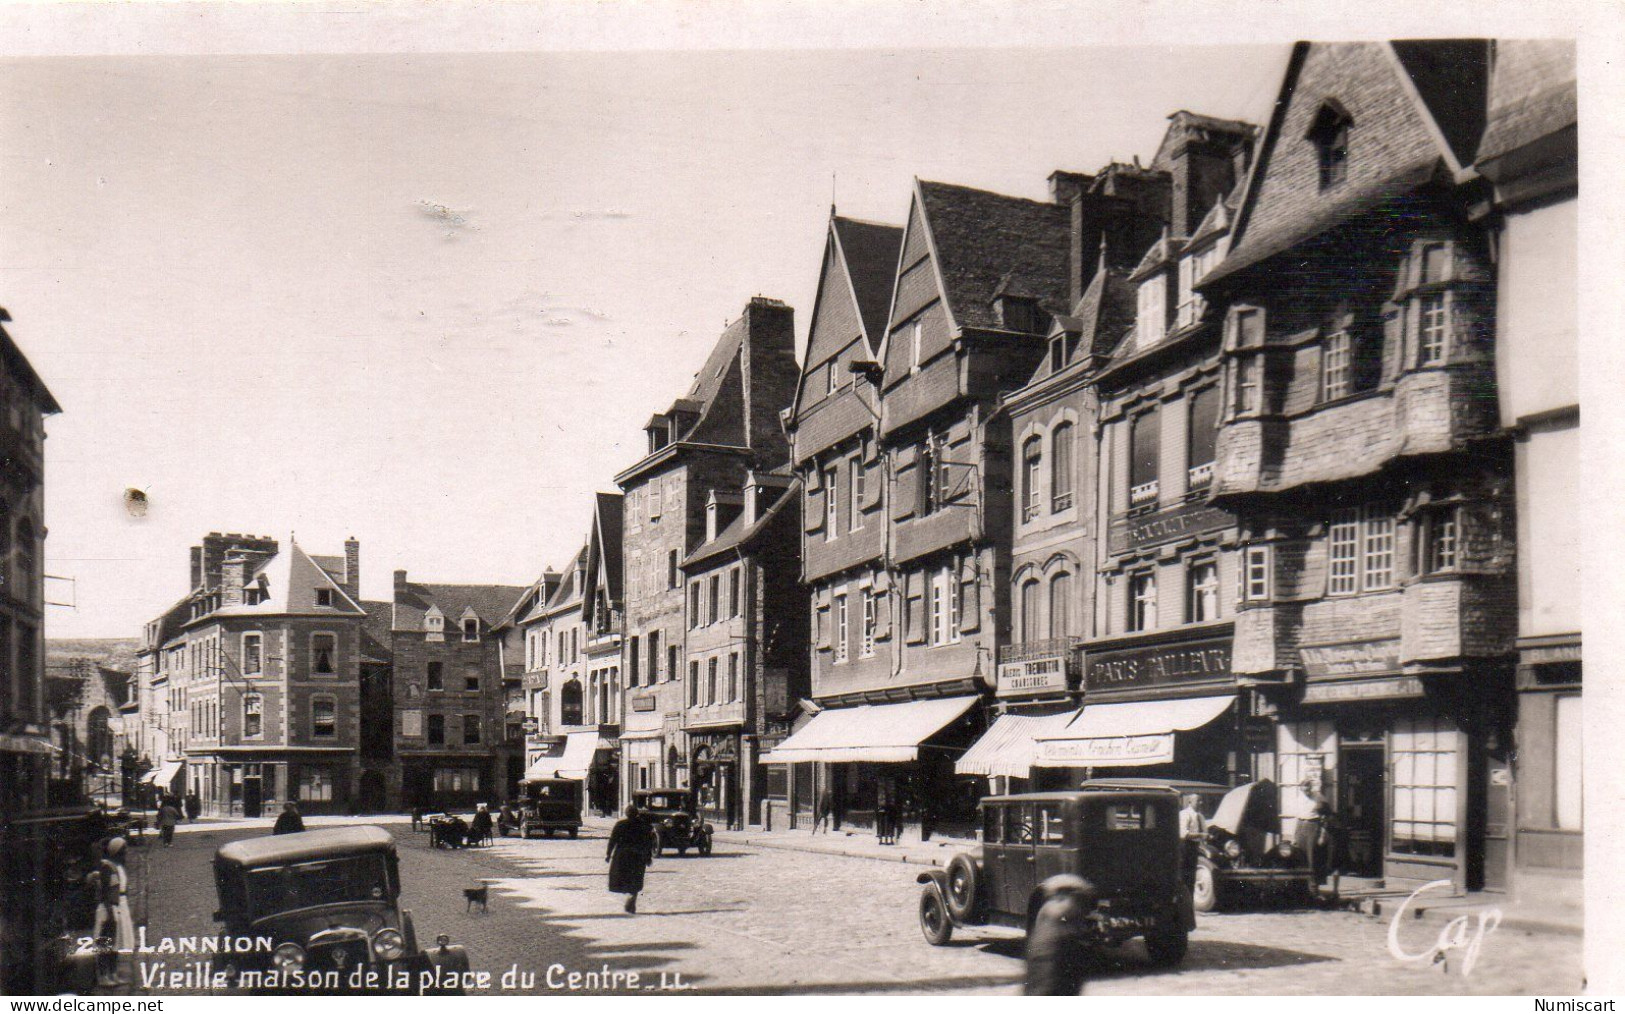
[213,826,470,993]
[917,789,1194,966]
[515,778,583,839]
[633,789,714,856]
[1194,779,1316,912]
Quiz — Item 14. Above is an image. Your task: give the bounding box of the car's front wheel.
[919,889,953,946]
[1193,860,1219,913]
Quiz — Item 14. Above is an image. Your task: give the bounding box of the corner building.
[1200,41,1514,891]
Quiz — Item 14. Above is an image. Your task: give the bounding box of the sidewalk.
[1345,886,1583,938]
[583,814,968,867]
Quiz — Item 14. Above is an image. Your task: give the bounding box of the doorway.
[1482,739,1512,892]
[242,777,263,819]
[1338,745,1385,878]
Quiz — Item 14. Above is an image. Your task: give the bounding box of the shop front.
[1033,624,1243,789]
[761,695,983,839]
[688,729,742,830]
[956,638,1081,794]
[192,749,356,816]
[1510,635,1581,904]
[1267,637,1512,891]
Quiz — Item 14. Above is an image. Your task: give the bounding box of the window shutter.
[892,464,916,521]
[875,585,893,641]
[805,485,825,534]
[959,557,982,633]
[903,571,926,645]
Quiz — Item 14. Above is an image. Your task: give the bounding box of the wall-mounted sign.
[997,657,1070,697]
[1300,675,1424,704]
[1085,635,1231,692]
[1519,642,1581,666]
[1300,639,1401,679]
[401,709,422,738]
[1108,500,1232,555]
[1036,733,1174,766]
[631,695,657,713]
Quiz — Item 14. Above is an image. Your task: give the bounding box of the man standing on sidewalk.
[157,799,180,847]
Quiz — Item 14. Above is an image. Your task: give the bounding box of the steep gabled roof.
[584,492,625,607]
[832,216,905,348]
[360,600,394,664]
[208,542,366,619]
[1475,39,1576,167]
[682,480,801,569]
[915,180,1072,331]
[1075,264,1140,361]
[392,579,531,634]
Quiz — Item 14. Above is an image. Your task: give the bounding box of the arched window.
[1022,437,1043,521]
[1051,423,1074,511]
[1049,572,1072,640]
[1020,579,1041,643]
[560,680,583,727]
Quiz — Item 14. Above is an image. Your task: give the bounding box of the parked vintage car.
[515,778,583,839]
[1194,779,1316,911]
[916,789,1195,966]
[633,789,714,856]
[213,826,470,993]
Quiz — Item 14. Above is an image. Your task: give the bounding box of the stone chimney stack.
[1161,111,1257,240]
[221,553,248,607]
[190,546,204,590]
[342,537,361,602]
[394,569,408,596]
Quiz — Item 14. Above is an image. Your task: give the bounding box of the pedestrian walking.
[183,791,201,822]
[606,804,657,914]
[272,800,305,835]
[89,837,135,987]
[157,800,180,847]
[1024,875,1098,995]
[814,787,833,834]
[469,804,493,847]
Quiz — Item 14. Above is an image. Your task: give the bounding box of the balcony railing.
[997,637,1083,666]
[1051,491,1074,512]
[1187,462,1214,488]
[1130,479,1160,505]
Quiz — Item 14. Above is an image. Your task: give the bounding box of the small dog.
[463,884,489,913]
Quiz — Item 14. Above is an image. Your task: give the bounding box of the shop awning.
[1034,694,1235,768]
[760,696,978,764]
[955,712,1078,779]
[523,731,600,781]
[141,760,184,787]
[0,732,57,755]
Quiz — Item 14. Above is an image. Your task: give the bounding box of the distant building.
[614,297,799,807]
[388,570,529,810]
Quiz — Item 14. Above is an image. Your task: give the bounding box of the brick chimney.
[190,546,204,590]
[1160,111,1257,240]
[394,569,408,598]
[342,537,360,602]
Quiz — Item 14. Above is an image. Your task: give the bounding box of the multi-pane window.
[1363,514,1394,590]
[1187,386,1218,488]
[242,633,263,675]
[729,569,741,617]
[1049,572,1071,639]
[1322,331,1352,401]
[1129,410,1160,507]
[850,457,865,531]
[1129,571,1158,632]
[243,694,263,737]
[1416,509,1459,575]
[311,697,336,738]
[311,633,337,675]
[727,654,739,702]
[929,569,961,646]
[1418,293,1448,365]
[709,575,721,625]
[1328,509,1360,595]
[824,465,840,539]
[1023,437,1043,521]
[648,631,662,683]
[833,594,850,664]
[462,618,479,642]
[1051,423,1074,511]
[1234,357,1262,415]
[1391,716,1459,857]
[707,658,719,705]
[299,769,334,802]
[860,589,877,658]
[463,714,481,744]
[688,662,700,706]
[1241,546,1271,602]
[689,583,702,629]
[1188,561,1220,623]
[668,549,679,589]
[1328,506,1395,594]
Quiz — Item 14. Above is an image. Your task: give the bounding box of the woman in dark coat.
[606,805,657,914]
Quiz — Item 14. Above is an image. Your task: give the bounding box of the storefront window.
[1390,716,1458,857]
[1277,721,1336,831]
[1555,695,1582,831]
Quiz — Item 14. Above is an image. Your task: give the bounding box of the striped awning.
[760,696,979,765]
[955,712,1077,779]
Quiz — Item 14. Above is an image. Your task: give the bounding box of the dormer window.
[462,617,479,642]
[1137,273,1168,349]
[316,588,334,607]
[425,607,444,641]
[1308,101,1352,190]
[1049,334,1073,374]
[996,294,1043,335]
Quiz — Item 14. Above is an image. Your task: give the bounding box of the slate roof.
[682,480,800,569]
[392,579,531,634]
[207,542,366,619]
[915,181,1072,330]
[1476,40,1576,166]
[360,600,394,664]
[0,317,61,414]
[587,492,625,606]
[831,215,904,346]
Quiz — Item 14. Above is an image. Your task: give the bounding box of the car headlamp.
[372,928,405,961]
[272,942,306,971]
[1224,839,1243,859]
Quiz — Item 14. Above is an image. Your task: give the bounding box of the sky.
[0,1,1588,640]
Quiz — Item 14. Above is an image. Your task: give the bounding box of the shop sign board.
[1085,635,1231,692]
[1300,639,1402,679]
[631,694,657,713]
[1109,499,1232,555]
[1037,733,1174,766]
[997,656,1070,696]
[1300,675,1424,704]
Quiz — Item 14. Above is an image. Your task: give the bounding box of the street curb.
[712,834,945,867]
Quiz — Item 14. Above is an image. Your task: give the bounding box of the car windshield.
[527,783,575,801]
[244,855,390,914]
[640,793,687,811]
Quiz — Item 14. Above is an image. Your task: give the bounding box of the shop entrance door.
[1338,745,1385,878]
[1482,744,1513,892]
[242,777,263,819]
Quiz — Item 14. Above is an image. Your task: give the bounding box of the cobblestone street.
[133,822,1584,995]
